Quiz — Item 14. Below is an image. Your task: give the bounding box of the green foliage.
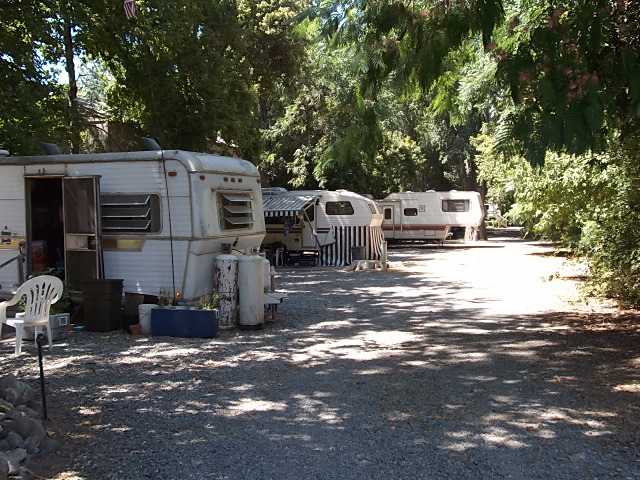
[493,0,640,159]
[579,131,640,307]
[0,1,71,155]
[196,292,220,311]
[508,152,618,246]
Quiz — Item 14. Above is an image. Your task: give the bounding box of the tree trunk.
[63,13,80,154]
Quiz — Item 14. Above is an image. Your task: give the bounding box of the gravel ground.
[2,232,639,480]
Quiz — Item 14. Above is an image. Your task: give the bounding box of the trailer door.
[63,177,103,290]
[382,205,396,239]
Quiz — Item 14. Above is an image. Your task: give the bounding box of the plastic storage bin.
[151,308,218,338]
[22,313,70,342]
[81,279,124,332]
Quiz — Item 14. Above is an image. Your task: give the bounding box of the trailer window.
[403,208,418,216]
[384,208,392,220]
[218,192,254,230]
[101,194,161,234]
[326,201,354,215]
[304,204,315,221]
[442,199,470,212]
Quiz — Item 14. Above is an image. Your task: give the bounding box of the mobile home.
[378,191,484,243]
[0,148,265,301]
[262,189,384,266]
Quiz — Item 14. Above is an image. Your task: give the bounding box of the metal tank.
[214,254,238,329]
[237,251,264,327]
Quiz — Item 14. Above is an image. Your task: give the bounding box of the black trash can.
[81,279,124,332]
[351,246,365,261]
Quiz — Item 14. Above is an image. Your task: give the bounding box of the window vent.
[218,192,254,230]
[101,194,161,233]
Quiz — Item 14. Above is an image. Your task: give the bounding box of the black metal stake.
[36,332,48,420]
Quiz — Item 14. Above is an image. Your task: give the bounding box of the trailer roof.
[0,150,259,176]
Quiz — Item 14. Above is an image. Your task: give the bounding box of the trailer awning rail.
[262,194,318,218]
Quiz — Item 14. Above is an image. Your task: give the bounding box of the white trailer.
[377,191,484,243]
[0,148,265,301]
[261,189,384,266]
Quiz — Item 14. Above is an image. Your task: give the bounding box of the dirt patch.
[542,310,640,334]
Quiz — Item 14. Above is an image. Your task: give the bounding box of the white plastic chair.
[0,275,64,355]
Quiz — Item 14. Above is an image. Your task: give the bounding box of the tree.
[491,0,640,162]
[0,1,70,155]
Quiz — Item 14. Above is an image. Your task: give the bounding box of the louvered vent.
[101,194,161,233]
[218,192,254,230]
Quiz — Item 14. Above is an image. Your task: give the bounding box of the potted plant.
[150,290,219,338]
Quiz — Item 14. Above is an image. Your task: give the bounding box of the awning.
[262,194,318,218]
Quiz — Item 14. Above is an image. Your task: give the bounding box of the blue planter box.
[151,308,218,338]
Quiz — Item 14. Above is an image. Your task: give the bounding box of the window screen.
[218,192,254,230]
[101,194,161,233]
[442,199,470,212]
[326,201,354,215]
[404,208,418,216]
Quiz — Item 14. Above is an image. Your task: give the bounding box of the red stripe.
[382,225,448,231]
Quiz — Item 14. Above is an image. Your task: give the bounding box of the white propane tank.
[238,251,264,327]
[261,256,271,292]
[214,254,238,329]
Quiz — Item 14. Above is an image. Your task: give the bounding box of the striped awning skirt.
[319,226,385,266]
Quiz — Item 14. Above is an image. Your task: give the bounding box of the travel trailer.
[261,189,384,266]
[0,147,265,301]
[377,191,484,243]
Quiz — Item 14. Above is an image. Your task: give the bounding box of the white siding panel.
[162,196,192,238]
[68,161,193,238]
[67,161,167,194]
[69,160,191,198]
[0,250,22,288]
[0,200,26,236]
[0,167,25,200]
[103,239,188,296]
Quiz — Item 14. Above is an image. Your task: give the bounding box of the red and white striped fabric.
[123,0,136,19]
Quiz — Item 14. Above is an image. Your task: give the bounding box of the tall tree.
[0,1,69,155]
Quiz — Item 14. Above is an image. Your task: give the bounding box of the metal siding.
[0,166,25,200]
[0,251,22,289]
[0,168,26,287]
[103,239,188,296]
[161,196,193,238]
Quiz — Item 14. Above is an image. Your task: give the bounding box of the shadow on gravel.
[0,265,638,479]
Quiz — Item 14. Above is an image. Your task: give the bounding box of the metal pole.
[36,333,48,420]
[381,241,388,271]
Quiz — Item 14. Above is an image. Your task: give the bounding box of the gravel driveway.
[2,233,639,480]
